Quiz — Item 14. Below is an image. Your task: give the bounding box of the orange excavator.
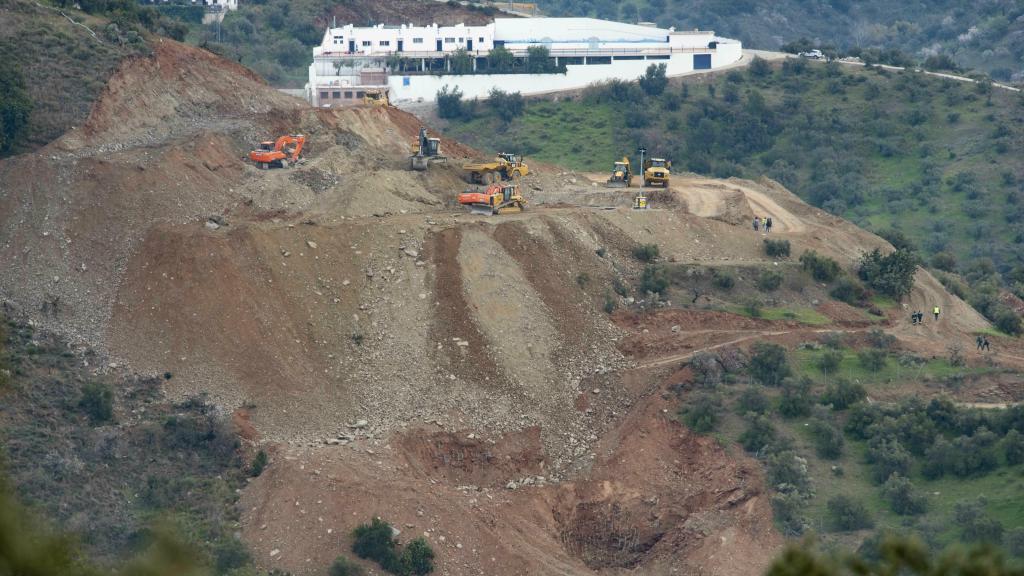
[249,134,305,169]
[458,182,525,215]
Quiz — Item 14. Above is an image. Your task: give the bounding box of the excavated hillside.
[1,36,1019,576]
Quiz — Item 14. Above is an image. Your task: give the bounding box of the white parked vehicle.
[799,49,825,60]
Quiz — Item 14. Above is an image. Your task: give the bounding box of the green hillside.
[443,59,1024,312]
[536,0,1024,82]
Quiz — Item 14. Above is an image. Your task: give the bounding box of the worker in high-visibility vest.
[933,306,940,321]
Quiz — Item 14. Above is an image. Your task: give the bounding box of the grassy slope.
[0,316,260,574]
[444,61,1024,278]
[0,0,144,153]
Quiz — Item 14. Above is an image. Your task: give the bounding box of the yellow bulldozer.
[362,89,389,108]
[643,157,671,187]
[462,152,529,184]
[606,157,632,188]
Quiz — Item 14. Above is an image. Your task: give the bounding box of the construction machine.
[362,88,389,108]
[606,157,632,188]
[643,157,671,187]
[458,182,526,215]
[462,152,529,184]
[410,127,447,171]
[249,134,305,169]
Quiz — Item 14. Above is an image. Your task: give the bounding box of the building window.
[356,91,365,98]
[458,37,463,42]
[320,91,328,99]
[333,36,343,44]
[444,37,455,43]
[379,40,390,46]
[344,91,353,98]
[361,40,371,47]
[478,37,484,42]
[332,91,341,98]
[412,37,423,44]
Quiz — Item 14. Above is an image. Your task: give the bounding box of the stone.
[349,419,368,429]
[403,248,419,258]
[306,240,318,249]
[205,221,220,231]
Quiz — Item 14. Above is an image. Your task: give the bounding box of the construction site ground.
[2,38,1022,576]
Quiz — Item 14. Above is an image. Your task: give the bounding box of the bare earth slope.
[0,37,1012,576]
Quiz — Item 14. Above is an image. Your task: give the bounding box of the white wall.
[388,45,742,103]
[317,23,494,56]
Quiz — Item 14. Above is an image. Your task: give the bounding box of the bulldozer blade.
[467,205,494,215]
[605,181,627,188]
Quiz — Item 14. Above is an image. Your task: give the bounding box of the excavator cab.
[256,142,274,152]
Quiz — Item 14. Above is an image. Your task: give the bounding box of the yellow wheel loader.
[606,157,632,188]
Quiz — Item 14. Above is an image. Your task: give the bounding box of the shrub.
[250,450,268,477]
[488,88,524,123]
[352,518,400,571]
[829,276,868,306]
[994,308,1023,336]
[827,495,874,531]
[79,381,114,424]
[778,377,813,418]
[749,342,791,387]
[436,85,464,119]
[857,248,918,300]
[400,538,435,575]
[820,378,866,410]
[867,438,912,484]
[683,392,721,433]
[0,61,33,156]
[857,349,887,372]
[603,292,617,314]
[748,56,772,78]
[756,269,783,292]
[639,265,669,295]
[638,63,668,96]
[799,250,842,282]
[763,238,791,258]
[736,387,770,415]
[955,498,1004,544]
[612,277,628,297]
[1003,429,1024,465]
[810,416,844,459]
[931,251,957,272]
[330,556,365,576]
[632,243,659,262]
[712,271,735,290]
[867,329,896,349]
[817,350,843,375]
[771,493,808,536]
[1008,527,1024,558]
[881,473,927,515]
[740,414,777,453]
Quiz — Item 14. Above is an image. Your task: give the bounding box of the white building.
[306,18,742,107]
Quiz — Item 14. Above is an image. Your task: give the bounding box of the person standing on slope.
[753,216,760,232]
[933,306,940,321]
[767,216,773,233]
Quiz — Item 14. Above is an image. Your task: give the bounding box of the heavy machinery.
[462,152,529,184]
[249,134,305,169]
[458,182,526,215]
[362,89,389,107]
[410,127,447,171]
[643,157,671,187]
[606,157,632,188]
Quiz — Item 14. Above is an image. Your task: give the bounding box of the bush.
[638,63,668,96]
[683,392,721,433]
[857,349,887,372]
[829,276,868,306]
[756,269,783,292]
[603,292,617,314]
[881,473,927,515]
[955,498,1004,544]
[400,538,435,575]
[632,243,660,262]
[867,329,896,349]
[817,350,843,375]
[994,308,1023,336]
[931,252,957,272]
[436,85,464,119]
[778,377,813,418]
[749,342,791,387]
[352,518,400,571]
[712,272,735,290]
[800,251,842,282]
[766,450,811,495]
[771,493,808,536]
[488,88,524,123]
[826,495,874,531]
[737,387,770,415]
[763,238,791,258]
[740,414,777,453]
[330,556,365,576]
[1003,429,1024,465]
[810,416,844,459]
[639,265,669,295]
[820,378,865,410]
[79,381,114,424]
[867,438,912,484]
[250,450,268,477]
[858,248,918,300]
[748,56,772,78]
[0,61,33,156]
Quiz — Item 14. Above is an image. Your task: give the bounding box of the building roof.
[493,17,681,43]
